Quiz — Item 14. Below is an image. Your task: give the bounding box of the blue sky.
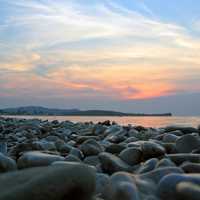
[0,0,200,115]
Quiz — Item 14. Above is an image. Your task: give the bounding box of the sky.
[0,0,200,115]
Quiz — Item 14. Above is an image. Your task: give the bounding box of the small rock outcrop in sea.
[0,117,200,199]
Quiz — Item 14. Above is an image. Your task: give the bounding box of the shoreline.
[0,117,200,199]
[1,115,200,128]
[0,106,172,117]
[0,114,173,117]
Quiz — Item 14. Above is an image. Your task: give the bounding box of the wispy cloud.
[136,0,156,17]
[1,0,189,47]
[0,0,200,102]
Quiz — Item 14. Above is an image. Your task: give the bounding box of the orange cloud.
[118,83,176,100]
[1,63,200,101]
[0,53,41,72]
[43,65,190,100]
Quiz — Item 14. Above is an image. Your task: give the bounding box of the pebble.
[95,173,110,196]
[69,147,84,160]
[181,162,200,173]
[119,147,142,166]
[156,158,176,168]
[105,144,125,154]
[17,151,65,169]
[161,143,177,154]
[158,173,200,200]
[176,182,200,200]
[167,153,200,165]
[99,152,133,174]
[140,166,183,184]
[80,139,103,156]
[0,152,17,172]
[142,141,166,160]
[1,117,200,200]
[103,172,140,200]
[165,126,198,134]
[137,158,158,174]
[65,155,82,163]
[0,163,96,200]
[84,155,100,167]
[57,143,72,154]
[162,133,179,143]
[175,134,200,153]
[76,136,100,144]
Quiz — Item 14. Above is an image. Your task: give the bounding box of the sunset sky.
[0,0,200,115]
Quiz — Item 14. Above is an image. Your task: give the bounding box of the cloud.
[2,63,199,101]
[1,1,197,52]
[0,0,200,103]
[22,64,198,100]
[191,19,200,35]
[1,0,191,47]
[0,51,41,72]
[136,0,156,17]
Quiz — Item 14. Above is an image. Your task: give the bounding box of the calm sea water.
[1,115,200,128]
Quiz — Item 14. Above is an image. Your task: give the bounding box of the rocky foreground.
[0,117,200,200]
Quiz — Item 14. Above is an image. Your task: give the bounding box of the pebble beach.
[0,117,200,200]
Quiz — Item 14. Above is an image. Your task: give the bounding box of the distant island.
[0,106,172,117]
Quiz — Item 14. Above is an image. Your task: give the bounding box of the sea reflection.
[1,115,200,128]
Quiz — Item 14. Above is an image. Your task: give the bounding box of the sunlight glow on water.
[2,115,200,128]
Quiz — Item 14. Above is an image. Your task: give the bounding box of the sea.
[1,115,200,128]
